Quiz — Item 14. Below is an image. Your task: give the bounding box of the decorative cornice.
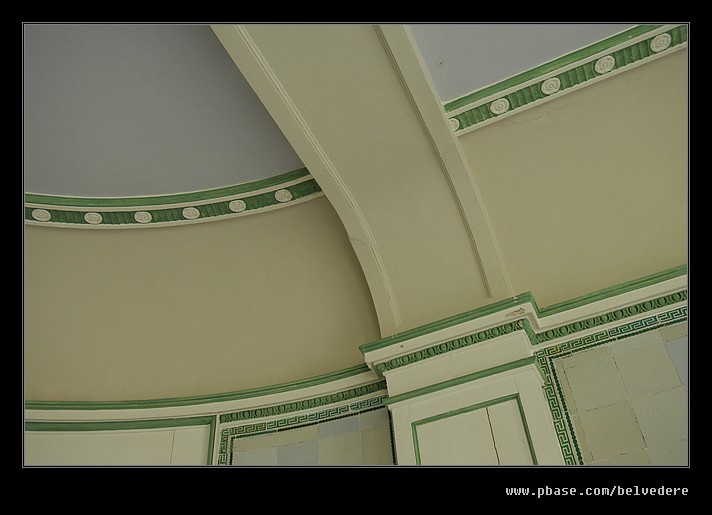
[361,264,687,355]
[373,290,686,373]
[24,167,323,229]
[445,25,687,135]
[219,380,387,423]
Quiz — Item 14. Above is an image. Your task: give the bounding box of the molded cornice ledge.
[361,265,687,397]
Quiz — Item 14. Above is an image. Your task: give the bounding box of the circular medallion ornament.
[274,189,293,203]
[594,55,616,74]
[182,207,200,220]
[650,33,672,53]
[449,118,460,131]
[31,209,51,222]
[489,98,510,115]
[83,212,103,225]
[540,77,561,95]
[228,199,247,213]
[134,211,152,224]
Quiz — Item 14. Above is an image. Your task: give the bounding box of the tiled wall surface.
[555,323,688,465]
[231,407,394,466]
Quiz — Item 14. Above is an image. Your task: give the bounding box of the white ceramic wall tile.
[571,414,593,463]
[488,400,534,465]
[609,330,664,355]
[614,344,682,398]
[560,345,611,369]
[232,432,277,452]
[565,356,628,412]
[276,424,318,446]
[359,407,389,430]
[665,337,688,387]
[318,414,360,438]
[277,439,319,465]
[631,386,688,448]
[578,401,646,461]
[171,426,211,465]
[648,439,688,466]
[554,363,579,415]
[233,446,278,466]
[361,425,394,465]
[318,431,362,465]
[590,450,651,466]
[658,322,688,342]
[415,408,498,465]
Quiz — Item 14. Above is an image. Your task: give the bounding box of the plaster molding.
[24,168,323,229]
[447,25,687,136]
[362,265,687,373]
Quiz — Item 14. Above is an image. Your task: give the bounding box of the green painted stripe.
[444,25,663,112]
[24,167,310,208]
[384,357,535,406]
[25,363,372,410]
[361,264,686,355]
[25,415,214,432]
[538,264,687,316]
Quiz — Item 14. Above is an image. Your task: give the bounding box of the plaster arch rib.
[211,24,513,337]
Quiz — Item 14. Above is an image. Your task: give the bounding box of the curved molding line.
[445,24,687,136]
[361,264,687,372]
[24,167,324,229]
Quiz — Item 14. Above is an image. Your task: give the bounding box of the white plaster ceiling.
[23,23,635,198]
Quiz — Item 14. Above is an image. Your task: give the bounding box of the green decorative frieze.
[24,167,323,228]
[447,25,687,134]
[372,290,686,373]
[534,291,687,345]
[219,381,387,423]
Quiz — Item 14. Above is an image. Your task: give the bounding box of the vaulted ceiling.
[23,23,687,401]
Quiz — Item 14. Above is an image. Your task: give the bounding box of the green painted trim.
[25,363,372,411]
[374,289,686,372]
[411,394,536,465]
[219,380,387,423]
[218,391,388,465]
[384,357,535,406]
[361,264,686,356]
[25,176,322,227]
[534,307,687,465]
[447,25,687,132]
[25,415,216,465]
[445,25,665,112]
[538,264,687,317]
[24,167,310,208]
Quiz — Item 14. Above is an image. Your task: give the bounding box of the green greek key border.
[411,394,537,465]
[24,415,217,466]
[218,389,388,465]
[446,25,687,133]
[24,167,323,228]
[535,307,687,465]
[375,290,686,373]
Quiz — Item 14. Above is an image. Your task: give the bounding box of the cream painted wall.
[25,425,211,466]
[459,50,688,308]
[24,197,381,401]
